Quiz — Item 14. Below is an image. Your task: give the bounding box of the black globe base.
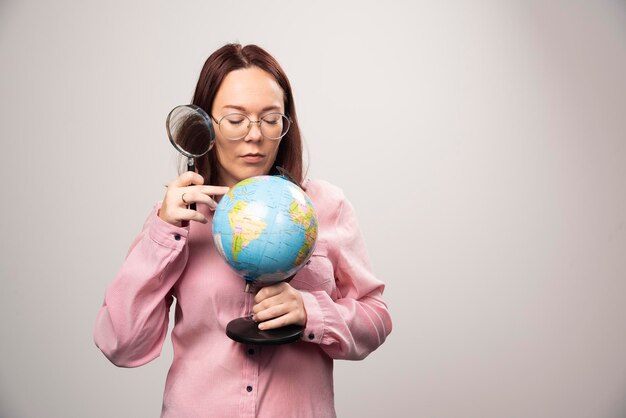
[226,316,304,345]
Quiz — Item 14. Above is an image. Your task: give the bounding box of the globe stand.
[226,317,303,345]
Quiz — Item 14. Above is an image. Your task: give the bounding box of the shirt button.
[174,234,181,241]
[246,386,253,392]
[308,333,315,340]
[247,348,255,355]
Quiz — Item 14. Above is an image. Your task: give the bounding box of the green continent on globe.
[289,200,317,267]
[228,201,267,262]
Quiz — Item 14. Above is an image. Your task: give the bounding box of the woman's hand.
[252,282,307,330]
[159,171,230,227]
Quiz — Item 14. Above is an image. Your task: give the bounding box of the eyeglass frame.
[209,112,292,141]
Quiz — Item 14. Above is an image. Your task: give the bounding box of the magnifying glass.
[166,104,215,211]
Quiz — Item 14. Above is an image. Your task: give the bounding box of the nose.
[244,121,263,142]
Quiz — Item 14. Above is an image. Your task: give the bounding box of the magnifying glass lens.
[167,105,214,157]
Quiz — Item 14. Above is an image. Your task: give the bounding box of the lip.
[241,153,265,163]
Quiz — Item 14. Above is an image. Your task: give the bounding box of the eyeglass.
[210,113,291,141]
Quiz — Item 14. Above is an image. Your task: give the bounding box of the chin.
[236,167,270,181]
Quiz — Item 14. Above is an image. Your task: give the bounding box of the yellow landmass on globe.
[289,200,317,266]
[289,200,315,229]
[228,201,267,261]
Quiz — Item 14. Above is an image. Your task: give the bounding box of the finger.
[254,283,288,304]
[178,185,230,210]
[198,186,231,210]
[185,185,230,196]
[252,294,281,315]
[178,191,220,210]
[201,186,231,196]
[170,171,205,188]
[252,288,299,317]
[178,207,208,224]
[258,312,299,331]
[253,302,290,323]
[159,205,208,225]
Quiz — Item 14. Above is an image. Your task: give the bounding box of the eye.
[224,115,246,125]
[262,114,282,125]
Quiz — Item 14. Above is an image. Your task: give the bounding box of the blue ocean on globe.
[212,175,318,285]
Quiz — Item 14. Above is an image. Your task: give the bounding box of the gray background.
[1,1,626,417]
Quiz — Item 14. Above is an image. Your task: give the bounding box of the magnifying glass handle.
[187,158,197,211]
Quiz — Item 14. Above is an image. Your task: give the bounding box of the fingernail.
[258,323,265,330]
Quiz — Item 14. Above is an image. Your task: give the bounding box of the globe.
[212,175,318,287]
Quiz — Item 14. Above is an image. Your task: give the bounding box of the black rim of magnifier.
[166,104,215,158]
[166,104,215,212]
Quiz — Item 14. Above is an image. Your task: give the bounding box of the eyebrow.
[222,105,282,113]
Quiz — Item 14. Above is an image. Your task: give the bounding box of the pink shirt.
[94,179,392,418]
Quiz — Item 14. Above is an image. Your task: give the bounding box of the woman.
[94,43,392,418]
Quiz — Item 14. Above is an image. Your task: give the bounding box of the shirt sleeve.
[300,195,393,360]
[93,204,189,368]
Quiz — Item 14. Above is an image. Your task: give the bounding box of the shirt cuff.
[300,291,324,344]
[148,206,190,251]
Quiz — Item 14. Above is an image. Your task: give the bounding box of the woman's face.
[211,66,285,187]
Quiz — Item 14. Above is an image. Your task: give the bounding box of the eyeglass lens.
[219,113,290,140]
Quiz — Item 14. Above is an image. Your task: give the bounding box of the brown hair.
[188,43,304,185]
